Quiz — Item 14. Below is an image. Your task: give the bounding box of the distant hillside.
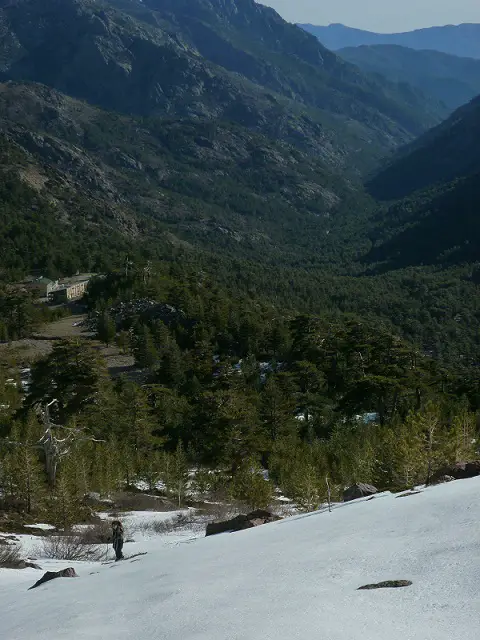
[367,95,480,200]
[365,95,480,269]
[300,23,480,59]
[0,80,376,277]
[339,45,480,111]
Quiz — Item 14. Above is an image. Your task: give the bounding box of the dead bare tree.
[38,399,104,488]
[325,476,332,513]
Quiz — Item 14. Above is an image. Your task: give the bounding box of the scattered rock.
[16,560,42,570]
[28,567,78,590]
[396,490,423,498]
[343,483,378,502]
[358,580,412,590]
[205,510,281,537]
[429,461,480,485]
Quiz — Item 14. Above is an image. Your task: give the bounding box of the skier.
[111,520,124,561]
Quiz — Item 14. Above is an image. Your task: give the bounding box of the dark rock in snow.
[28,567,78,590]
[358,580,412,590]
[429,461,480,485]
[205,510,280,537]
[395,490,423,498]
[343,483,378,502]
[17,560,42,570]
[428,474,455,485]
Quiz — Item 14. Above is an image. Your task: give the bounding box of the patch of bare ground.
[18,166,48,192]
[0,338,54,363]
[34,314,92,339]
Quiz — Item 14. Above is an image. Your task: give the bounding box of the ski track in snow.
[1,480,480,639]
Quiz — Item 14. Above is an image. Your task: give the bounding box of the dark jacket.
[112,523,124,548]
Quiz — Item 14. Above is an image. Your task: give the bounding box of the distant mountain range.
[300,23,480,59]
[338,45,480,111]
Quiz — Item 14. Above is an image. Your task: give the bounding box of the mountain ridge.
[338,45,480,111]
[300,22,480,59]
[365,95,480,269]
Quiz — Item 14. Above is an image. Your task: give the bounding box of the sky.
[260,0,480,33]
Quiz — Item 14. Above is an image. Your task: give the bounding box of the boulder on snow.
[28,567,78,590]
[358,580,412,590]
[429,461,480,485]
[429,474,455,486]
[17,560,42,570]
[343,483,378,502]
[205,510,280,537]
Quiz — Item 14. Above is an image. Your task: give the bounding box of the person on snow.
[111,520,124,561]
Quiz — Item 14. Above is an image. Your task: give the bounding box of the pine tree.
[229,458,273,510]
[158,341,185,389]
[449,405,477,463]
[47,460,79,531]
[143,450,163,492]
[133,325,158,369]
[289,461,323,512]
[260,375,296,441]
[3,418,46,514]
[115,330,131,355]
[97,312,116,346]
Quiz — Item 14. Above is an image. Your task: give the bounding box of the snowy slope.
[2,479,480,640]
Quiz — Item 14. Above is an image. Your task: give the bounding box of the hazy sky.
[261,0,480,32]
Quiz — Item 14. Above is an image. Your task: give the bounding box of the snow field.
[0,479,479,640]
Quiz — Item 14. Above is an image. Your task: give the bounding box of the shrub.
[36,535,104,561]
[133,512,197,536]
[76,520,112,545]
[0,543,22,568]
[113,492,177,512]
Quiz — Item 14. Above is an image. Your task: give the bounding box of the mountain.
[368,95,480,200]
[300,23,480,59]
[0,0,444,175]
[338,45,480,111]
[0,80,377,277]
[365,96,480,269]
[0,0,448,277]
[2,479,480,639]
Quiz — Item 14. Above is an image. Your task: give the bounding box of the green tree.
[260,375,296,441]
[27,340,106,423]
[97,312,116,346]
[133,325,158,369]
[229,458,273,510]
[1,419,45,513]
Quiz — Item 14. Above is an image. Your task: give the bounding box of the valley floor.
[1,479,479,639]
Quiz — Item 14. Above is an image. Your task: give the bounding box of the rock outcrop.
[429,461,480,485]
[358,580,412,590]
[205,510,280,537]
[343,483,378,502]
[28,567,78,590]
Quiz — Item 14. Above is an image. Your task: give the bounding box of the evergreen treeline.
[1,270,478,521]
